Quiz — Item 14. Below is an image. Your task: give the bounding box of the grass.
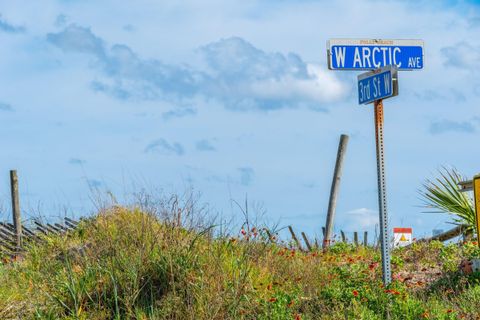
[0,205,480,319]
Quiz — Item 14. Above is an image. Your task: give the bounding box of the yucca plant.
[421,168,476,233]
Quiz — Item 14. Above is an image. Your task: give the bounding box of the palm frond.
[420,167,475,232]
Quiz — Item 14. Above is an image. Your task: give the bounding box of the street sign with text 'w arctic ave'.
[327,39,424,70]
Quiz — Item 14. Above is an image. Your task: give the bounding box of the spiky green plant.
[421,168,476,232]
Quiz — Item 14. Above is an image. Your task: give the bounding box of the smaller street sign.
[358,65,398,105]
[393,227,412,247]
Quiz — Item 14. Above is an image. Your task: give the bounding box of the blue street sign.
[358,65,398,104]
[328,39,424,70]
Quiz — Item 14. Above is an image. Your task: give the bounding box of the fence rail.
[0,170,470,257]
[0,217,80,257]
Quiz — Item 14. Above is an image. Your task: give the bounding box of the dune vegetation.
[0,203,480,319]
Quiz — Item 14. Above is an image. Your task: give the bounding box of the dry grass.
[0,204,479,319]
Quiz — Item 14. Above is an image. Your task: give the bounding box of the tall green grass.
[0,203,479,319]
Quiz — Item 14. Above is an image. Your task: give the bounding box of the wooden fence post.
[340,230,346,242]
[354,232,358,246]
[364,231,368,247]
[301,232,313,251]
[323,134,349,248]
[288,226,303,251]
[264,228,275,242]
[10,170,22,250]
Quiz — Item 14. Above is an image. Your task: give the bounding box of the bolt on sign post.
[327,38,424,286]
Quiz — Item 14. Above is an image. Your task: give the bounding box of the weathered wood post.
[301,232,313,251]
[288,226,303,251]
[354,232,359,246]
[364,231,368,247]
[10,170,22,250]
[264,228,275,242]
[323,134,349,248]
[340,230,346,242]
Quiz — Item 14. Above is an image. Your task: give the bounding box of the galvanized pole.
[10,170,22,250]
[323,134,349,248]
[374,100,392,285]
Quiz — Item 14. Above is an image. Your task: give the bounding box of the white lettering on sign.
[334,47,346,68]
[344,46,404,69]
[393,47,401,67]
[362,47,372,68]
[353,47,362,68]
[384,73,390,94]
[372,47,381,68]
[408,56,421,68]
[358,80,371,102]
[381,47,388,65]
[372,76,378,98]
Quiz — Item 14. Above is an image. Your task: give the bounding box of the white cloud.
[249,64,346,106]
[441,42,480,69]
[342,208,379,230]
[47,28,348,111]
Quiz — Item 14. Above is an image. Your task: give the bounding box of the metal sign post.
[374,100,391,284]
[327,38,423,286]
[357,66,399,285]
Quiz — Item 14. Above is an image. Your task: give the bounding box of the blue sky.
[0,0,479,241]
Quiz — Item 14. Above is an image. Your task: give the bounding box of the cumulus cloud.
[47,25,347,111]
[0,102,13,112]
[144,138,185,156]
[195,139,216,152]
[0,16,25,34]
[48,24,104,56]
[429,119,476,134]
[342,208,379,230]
[55,14,68,28]
[441,42,480,69]
[200,37,345,111]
